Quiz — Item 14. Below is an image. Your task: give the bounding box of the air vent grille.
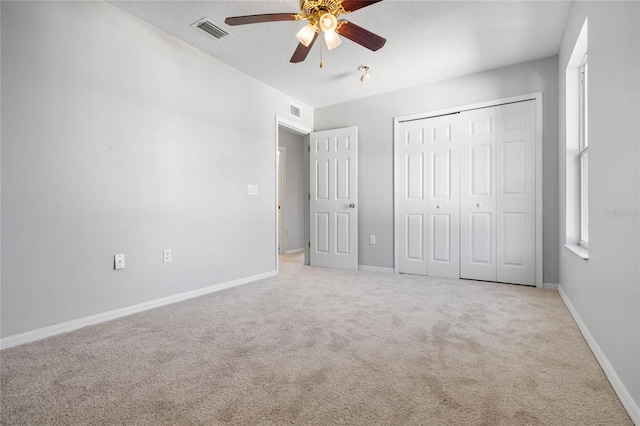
[192,18,229,40]
[289,103,302,119]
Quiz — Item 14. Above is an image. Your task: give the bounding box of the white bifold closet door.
[398,115,460,278]
[460,107,498,282]
[495,101,536,285]
[398,99,536,285]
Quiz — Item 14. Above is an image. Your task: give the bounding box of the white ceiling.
[109,0,572,108]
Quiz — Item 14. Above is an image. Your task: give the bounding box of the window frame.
[579,55,589,249]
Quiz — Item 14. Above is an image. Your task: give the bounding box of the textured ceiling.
[109,0,572,108]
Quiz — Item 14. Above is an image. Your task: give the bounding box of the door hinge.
[309,194,311,200]
[309,241,311,248]
[308,146,310,152]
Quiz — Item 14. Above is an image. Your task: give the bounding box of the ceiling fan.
[225,0,386,64]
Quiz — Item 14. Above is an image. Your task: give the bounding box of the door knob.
[476,203,482,207]
[436,205,441,209]
[349,203,356,208]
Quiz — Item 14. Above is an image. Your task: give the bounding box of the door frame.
[393,92,544,287]
[275,116,312,274]
[277,147,287,255]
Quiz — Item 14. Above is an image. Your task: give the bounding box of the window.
[564,18,588,259]
[579,55,589,248]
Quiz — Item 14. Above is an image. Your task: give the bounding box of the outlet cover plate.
[114,254,125,270]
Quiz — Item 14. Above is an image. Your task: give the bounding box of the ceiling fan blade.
[341,0,383,13]
[290,32,319,63]
[225,13,299,26]
[336,21,386,51]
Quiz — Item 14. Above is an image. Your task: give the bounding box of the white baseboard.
[285,248,305,254]
[358,265,394,273]
[543,282,559,290]
[558,285,640,425]
[0,271,276,350]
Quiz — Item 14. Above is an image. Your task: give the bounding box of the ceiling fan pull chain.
[320,39,323,68]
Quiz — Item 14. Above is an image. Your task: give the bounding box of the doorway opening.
[275,117,312,274]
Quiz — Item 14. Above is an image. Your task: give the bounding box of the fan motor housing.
[300,0,344,18]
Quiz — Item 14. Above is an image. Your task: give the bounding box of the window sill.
[564,244,589,260]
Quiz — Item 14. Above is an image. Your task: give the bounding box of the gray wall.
[0,1,313,338]
[558,0,639,414]
[315,56,559,282]
[278,127,306,252]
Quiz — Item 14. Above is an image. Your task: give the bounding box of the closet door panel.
[497,101,536,285]
[470,212,492,264]
[398,122,428,275]
[426,116,460,279]
[460,107,497,282]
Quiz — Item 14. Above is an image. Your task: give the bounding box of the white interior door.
[309,127,358,270]
[398,115,459,278]
[460,107,497,281]
[496,101,536,285]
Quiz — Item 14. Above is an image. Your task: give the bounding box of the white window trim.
[578,55,589,249]
[579,149,589,249]
[565,243,589,260]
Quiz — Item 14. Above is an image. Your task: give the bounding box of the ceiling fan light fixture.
[324,30,341,50]
[319,13,337,32]
[296,23,317,47]
[225,0,387,65]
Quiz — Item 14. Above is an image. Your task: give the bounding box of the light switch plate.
[163,249,172,263]
[247,184,258,195]
[114,254,125,270]
[369,235,376,245]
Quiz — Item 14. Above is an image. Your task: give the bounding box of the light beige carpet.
[0,254,632,425]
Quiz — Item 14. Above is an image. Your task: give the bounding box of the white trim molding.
[0,271,276,350]
[543,282,559,290]
[278,146,287,255]
[564,243,589,260]
[558,285,640,424]
[359,265,394,273]
[286,248,305,254]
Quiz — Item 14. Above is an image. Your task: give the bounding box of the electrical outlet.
[163,249,172,263]
[114,254,125,270]
[369,235,376,245]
